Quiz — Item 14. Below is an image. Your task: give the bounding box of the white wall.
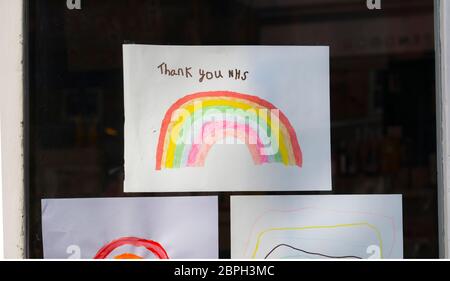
[0,0,25,258]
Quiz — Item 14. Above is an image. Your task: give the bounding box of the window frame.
[0,0,448,259]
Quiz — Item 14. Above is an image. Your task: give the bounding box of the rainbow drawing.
[94,237,169,259]
[155,91,302,170]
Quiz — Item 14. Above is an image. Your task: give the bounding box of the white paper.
[42,197,218,259]
[231,195,403,259]
[123,45,331,192]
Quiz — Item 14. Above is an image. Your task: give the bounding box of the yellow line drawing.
[251,222,383,259]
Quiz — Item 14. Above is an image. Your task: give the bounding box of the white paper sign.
[231,195,403,259]
[42,197,218,259]
[124,45,331,192]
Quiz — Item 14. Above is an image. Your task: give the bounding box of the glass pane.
[27,0,437,258]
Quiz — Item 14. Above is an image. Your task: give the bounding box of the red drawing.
[94,237,169,259]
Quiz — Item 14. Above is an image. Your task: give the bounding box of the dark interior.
[26,0,438,258]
